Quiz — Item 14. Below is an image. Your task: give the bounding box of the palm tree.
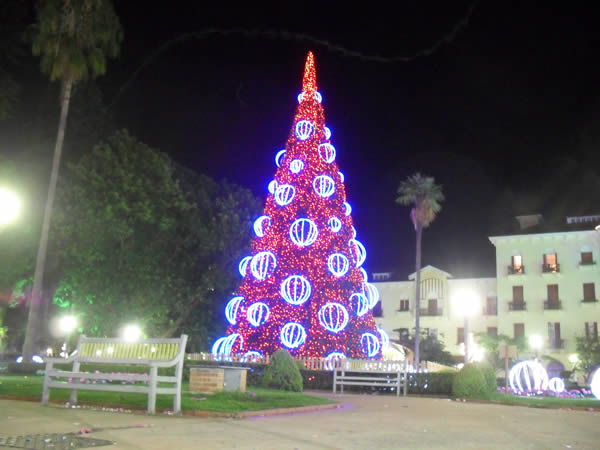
[22,0,123,360]
[396,173,444,367]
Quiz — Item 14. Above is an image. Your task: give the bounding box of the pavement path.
[1,393,598,449]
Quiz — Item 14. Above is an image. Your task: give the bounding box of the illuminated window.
[543,252,559,272]
[510,255,523,274]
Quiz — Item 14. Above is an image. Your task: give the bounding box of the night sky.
[7,1,600,279]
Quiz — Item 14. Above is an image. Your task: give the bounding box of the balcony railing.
[547,339,565,349]
[419,308,443,316]
[482,307,498,316]
[582,298,598,303]
[507,265,525,275]
[580,260,596,266]
[508,301,526,311]
[544,300,562,310]
[542,263,560,273]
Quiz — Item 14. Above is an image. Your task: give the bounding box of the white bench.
[42,334,188,414]
[333,365,408,397]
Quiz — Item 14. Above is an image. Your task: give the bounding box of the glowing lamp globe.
[360,332,380,357]
[289,218,318,247]
[529,335,544,352]
[280,322,307,349]
[280,275,311,305]
[295,120,315,140]
[59,315,77,334]
[0,187,20,225]
[453,290,480,318]
[318,302,349,333]
[122,324,142,342]
[313,175,335,198]
[568,354,579,364]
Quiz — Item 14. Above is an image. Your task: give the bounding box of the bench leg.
[148,366,157,414]
[42,363,52,405]
[173,361,182,413]
[69,362,80,405]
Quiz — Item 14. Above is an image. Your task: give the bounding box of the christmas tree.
[212,52,385,362]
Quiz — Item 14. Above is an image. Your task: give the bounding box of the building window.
[581,251,594,265]
[487,327,498,337]
[395,328,409,342]
[457,327,464,344]
[398,299,409,311]
[545,284,560,309]
[514,323,525,339]
[583,283,596,302]
[547,322,562,348]
[485,296,497,315]
[509,255,524,274]
[510,286,525,310]
[585,322,598,340]
[543,252,559,273]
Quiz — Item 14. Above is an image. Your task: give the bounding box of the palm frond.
[396,172,445,228]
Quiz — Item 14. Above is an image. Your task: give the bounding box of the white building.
[373,215,600,370]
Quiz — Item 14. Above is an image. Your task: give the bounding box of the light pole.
[58,315,77,358]
[0,187,20,226]
[454,290,479,364]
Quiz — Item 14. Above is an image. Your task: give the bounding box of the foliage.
[396,172,444,229]
[408,372,455,396]
[6,362,43,375]
[474,332,528,370]
[452,363,489,399]
[575,336,600,378]
[261,349,303,392]
[31,0,123,83]
[398,331,456,366]
[477,361,497,393]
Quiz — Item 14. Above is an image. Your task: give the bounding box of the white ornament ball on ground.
[591,368,600,399]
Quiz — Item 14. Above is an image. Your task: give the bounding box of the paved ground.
[0,393,598,449]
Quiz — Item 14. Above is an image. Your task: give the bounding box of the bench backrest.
[74,335,187,364]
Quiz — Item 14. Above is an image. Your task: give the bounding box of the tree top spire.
[302,51,317,94]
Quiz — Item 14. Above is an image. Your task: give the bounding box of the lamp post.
[0,187,20,226]
[121,324,142,342]
[58,315,77,358]
[454,290,480,364]
[529,334,543,360]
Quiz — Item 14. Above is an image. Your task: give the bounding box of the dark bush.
[477,362,497,394]
[7,362,43,375]
[452,363,489,399]
[301,369,333,390]
[261,349,303,392]
[408,371,456,396]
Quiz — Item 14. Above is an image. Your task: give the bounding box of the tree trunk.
[413,223,423,367]
[22,77,73,360]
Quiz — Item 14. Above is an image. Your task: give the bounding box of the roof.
[408,265,453,280]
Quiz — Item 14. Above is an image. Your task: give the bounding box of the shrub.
[261,349,303,392]
[7,362,43,375]
[452,363,489,399]
[477,362,497,394]
[409,371,456,396]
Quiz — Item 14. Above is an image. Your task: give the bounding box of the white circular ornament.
[360,333,380,357]
[289,218,318,247]
[338,171,344,183]
[275,184,296,206]
[318,143,336,164]
[362,282,380,308]
[377,328,390,349]
[343,201,352,216]
[328,217,342,232]
[313,175,335,198]
[328,253,349,277]
[280,275,311,305]
[238,256,251,277]
[548,377,565,393]
[241,351,263,363]
[351,226,357,238]
[324,352,346,370]
[253,215,271,238]
[280,322,307,349]
[246,302,270,327]
[225,296,244,325]
[350,292,369,317]
[275,149,286,167]
[297,91,322,103]
[268,180,278,194]
[289,159,304,174]
[295,120,315,140]
[250,251,277,281]
[591,368,600,399]
[318,302,349,333]
[349,238,366,267]
[212,333,243,359]
[324,126,331,140]
[509,360,549,394]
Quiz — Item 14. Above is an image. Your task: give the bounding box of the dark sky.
[9,1,600,279]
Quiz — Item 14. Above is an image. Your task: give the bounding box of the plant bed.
[485,391,600,410]
[0,376,334,413]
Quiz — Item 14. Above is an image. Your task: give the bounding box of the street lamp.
[454,290,480,364]
[58,315,77,358]
[121,324,142,342]
[0,187,20,225]
[529,334,543,359]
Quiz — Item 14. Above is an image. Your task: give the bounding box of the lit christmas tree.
[213,52,386,363]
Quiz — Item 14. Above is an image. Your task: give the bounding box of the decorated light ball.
[350,293,369,317]
[275,184,296,206]
[297,91,322,103]
[360,267,368,282]
[343,201,352,216]
[241,351,263,363]
[253,215,271,238]
[313,175,335,198]
[362,282,380,308]
[324,126,331,140]
[280,275,311,305]
[591,368,600,399]
[548,377,565,394]
[212,333,243,358]
[225,296,244,325]
[377,328,390,350]
[338,171,344,183]
[351,226,357,238]
[275,149,286,167]
[289,159,304,174]
[328,217,342,232]
[295,120,315,140]
[318,143,336,164]
[349,239,366,267]
[238,256,251,277]
[360,332,380,357]
[509,360,549,394]
[250,251,277,281]
[280,322,307,349]
[328,253,349,277]
[246,302,270,327]
[318,302,349,333]
[289,218,318,247]
[268,179,278,194]
[324,352,346,370]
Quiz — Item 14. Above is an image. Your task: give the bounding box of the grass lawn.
[0,376,334,413]
[486,392,600,409]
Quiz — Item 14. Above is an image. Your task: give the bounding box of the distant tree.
[575,336,600,381]
[474,332,528,370]
[23,0,123,359]
[396,173,444,366]
[398,330,455,366]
